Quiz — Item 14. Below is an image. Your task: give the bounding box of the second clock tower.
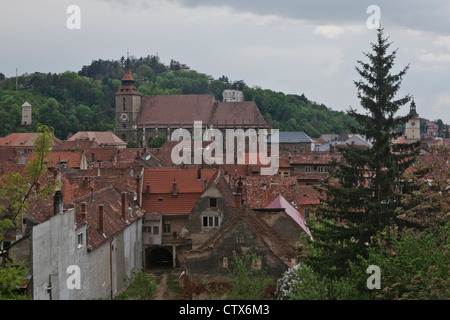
[405,100,420,142]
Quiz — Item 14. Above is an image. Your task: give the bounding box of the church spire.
[116,52,140,95]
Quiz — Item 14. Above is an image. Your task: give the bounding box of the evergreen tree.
[304,28,421,278]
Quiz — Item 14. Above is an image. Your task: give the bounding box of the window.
[163,221,171,233]
[318,166,329,173]
[202,216,219,228]
[143,226,152,232]
[305,166,311,173]
[252,257,262,270]
[209,198,217,207]
[77,232,84,248]
[153,226,159,235]
[222,257,228,268]
[158,197,164,202]
[304,208,310,218]
[236,233,245,244]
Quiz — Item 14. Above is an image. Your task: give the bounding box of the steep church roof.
[136,94,268,127]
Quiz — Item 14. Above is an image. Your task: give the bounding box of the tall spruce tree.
[304,28,421,278]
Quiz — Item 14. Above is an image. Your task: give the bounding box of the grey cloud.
[175,0,450,34]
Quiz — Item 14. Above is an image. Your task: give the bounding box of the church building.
[114,60,269,147]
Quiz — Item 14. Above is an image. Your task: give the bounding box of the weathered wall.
[182,185,231,249]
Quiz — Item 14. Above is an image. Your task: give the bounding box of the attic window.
[158,197,164,202]
[209,198,217,207]
[203,216,219,228]
[77,232,84,248]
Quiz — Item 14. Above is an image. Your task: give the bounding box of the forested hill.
[0,55,358,140]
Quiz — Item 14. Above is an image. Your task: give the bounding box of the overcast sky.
[1,0,449,123]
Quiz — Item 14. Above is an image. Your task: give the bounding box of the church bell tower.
[114,56,141,143]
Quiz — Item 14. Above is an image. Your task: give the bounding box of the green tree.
[0,124,56,299]
[149,135,167,148]
[225,250,273,300]
[304,28,421,278]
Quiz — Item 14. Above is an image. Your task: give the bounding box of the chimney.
[98,204,104,234]
[53,191,63,216]
[81,202,87,220]
[172,179,178,197]
[234,191,242,208]
[136,175,141,205]
[83,177,89,187]
[69,203,76,223]
[121,192,127,220]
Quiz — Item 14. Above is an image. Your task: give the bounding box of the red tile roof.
[47,151,85,168]
[0,133,62,148]
[244,176,322,209]
[142,168,217,194]
[67,132,126,148]
[141,168,218,214]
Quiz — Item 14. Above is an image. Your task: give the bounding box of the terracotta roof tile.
[138,95,215,126]
[0,133,62,148]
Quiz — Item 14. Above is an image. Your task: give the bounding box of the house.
[288,152,341,183]
[0,132,62,151]
[267,131,315,152]
[66,131,127,149]
[139,168,218,269]
[244,176,322,220]
[180,204,304,299]
[7,187,144,300]
[46,151,89,170]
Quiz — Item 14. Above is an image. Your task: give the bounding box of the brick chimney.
[81,202,87,220]
[235,187,243,208]
[98,204,104,234]
[121,192,127,220]
[53,190,63,216]
[172,179,178,197]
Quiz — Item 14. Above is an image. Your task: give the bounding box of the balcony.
[162,232,191,246]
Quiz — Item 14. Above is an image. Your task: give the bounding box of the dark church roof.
[137,94,268,128]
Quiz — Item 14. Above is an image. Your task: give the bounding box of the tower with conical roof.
[405,99,420,142]
[115,56,142,143]
[21,101,32,126]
